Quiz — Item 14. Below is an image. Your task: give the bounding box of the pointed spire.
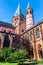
[27,2,31,9]
[14,3,24,17]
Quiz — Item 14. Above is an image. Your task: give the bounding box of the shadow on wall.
[3,33,21,49]
[22,38,34,59]
[3,34,10,48]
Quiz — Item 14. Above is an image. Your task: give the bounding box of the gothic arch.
[38,44,43,59]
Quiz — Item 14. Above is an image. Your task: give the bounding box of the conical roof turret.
[14,3,24,17]
[27,2,31,9]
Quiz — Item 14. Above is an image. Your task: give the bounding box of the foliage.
[38,60,43,64]
[0,47,17,62]
[18,49,28,59]
[7,49,28,62]
[0,47,28,62]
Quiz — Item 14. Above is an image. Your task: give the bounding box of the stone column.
[9,35,13,47]
[33,43,36,60]
[33,29,39,60]
[41,40,43,58]
[35,43,39,60]
[1,35,4,49]
[40,24,43,58]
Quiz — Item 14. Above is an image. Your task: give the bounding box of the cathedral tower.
[12,4,26,34]
[26,2,34,30]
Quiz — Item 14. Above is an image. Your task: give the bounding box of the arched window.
[30,10,32,14]
[26,11,28,14]
[36,28,40,38]
[30,32,32,40]
[22,29,24,32]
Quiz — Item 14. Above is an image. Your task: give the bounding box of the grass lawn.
[0,63,19,65]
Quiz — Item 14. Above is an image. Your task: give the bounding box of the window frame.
[36,28,40,38]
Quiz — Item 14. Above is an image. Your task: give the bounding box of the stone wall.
[0,32,21,49]
[21,22,43,60]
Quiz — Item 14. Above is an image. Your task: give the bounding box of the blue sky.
[0,0,43,24]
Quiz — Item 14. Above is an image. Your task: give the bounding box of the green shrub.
[19,49,28,59]
[8,49,28,62]
[0,47,17,62]
[0,47,28,63]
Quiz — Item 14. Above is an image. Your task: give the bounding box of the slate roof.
[14,4,24,17]
[27,2,31,9]
[0,21,15,28]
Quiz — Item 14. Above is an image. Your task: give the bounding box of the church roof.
[14,4,24,17]
[0,21,15,28]
[27,2,31,9]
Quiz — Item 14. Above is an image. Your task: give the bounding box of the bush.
[0,47,28,62]
[19,49,28,59]
[0,47,17,62]
[8,49,28,62]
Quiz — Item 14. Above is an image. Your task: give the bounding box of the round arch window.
[26,11,28,14]
[36,28,40,38]
[30,10,32,14]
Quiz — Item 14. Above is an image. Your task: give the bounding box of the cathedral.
[0,2,43,60]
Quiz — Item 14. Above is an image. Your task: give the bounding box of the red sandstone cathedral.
[0,3,43,60]
[0,3,34,34]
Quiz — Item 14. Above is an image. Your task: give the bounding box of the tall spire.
[27,2,31,9]
[14,3,24,17]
